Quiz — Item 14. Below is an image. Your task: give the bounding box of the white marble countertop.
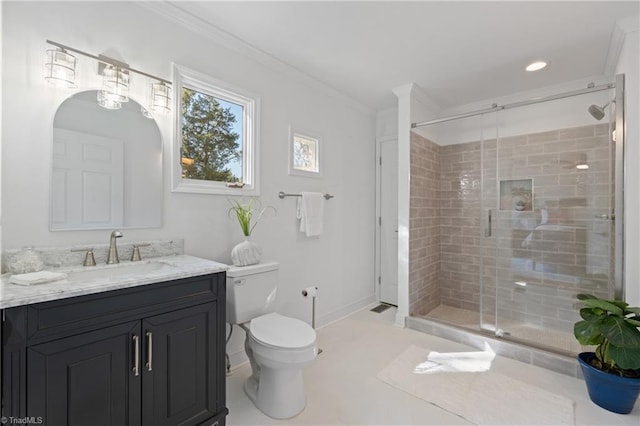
[0,255,228,309]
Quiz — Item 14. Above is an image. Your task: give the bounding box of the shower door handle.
[484,209,492,237]
[595,214,615,220]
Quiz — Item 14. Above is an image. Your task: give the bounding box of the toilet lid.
[250,313,316,349]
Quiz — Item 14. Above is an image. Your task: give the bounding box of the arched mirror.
[50,90,163,231]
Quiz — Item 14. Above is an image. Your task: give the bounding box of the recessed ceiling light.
[576,164,589,170]
[526,61,548,72]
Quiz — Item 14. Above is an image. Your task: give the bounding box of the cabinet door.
[142,303,219,426]
[27,321,142,426]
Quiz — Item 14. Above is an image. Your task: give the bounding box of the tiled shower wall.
[409,123,613,337]
[408,132,440,315]
[409,132,484,316]
[439,141,484,312]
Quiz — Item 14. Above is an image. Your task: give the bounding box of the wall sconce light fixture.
[44,40,171,114]
[150,82,171,113]
[101,63,130,105]
[44,48,77,88]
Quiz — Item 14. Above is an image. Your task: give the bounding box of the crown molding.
[392,83,415,99]
[604,16,639,76]
[138,1,375,116]
[410,84,442,114]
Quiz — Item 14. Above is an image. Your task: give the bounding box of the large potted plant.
[573,293,640,414]
[228,198,275,267]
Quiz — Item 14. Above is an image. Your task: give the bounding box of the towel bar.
[278,191,334,200]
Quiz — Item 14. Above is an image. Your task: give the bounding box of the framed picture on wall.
[289,127,322,178]
[500,179,533,211]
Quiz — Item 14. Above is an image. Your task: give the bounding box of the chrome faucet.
[107,230,123,264]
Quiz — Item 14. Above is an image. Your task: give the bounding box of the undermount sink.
[65,260,177,282]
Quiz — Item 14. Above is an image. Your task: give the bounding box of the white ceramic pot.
[231,239,262,266]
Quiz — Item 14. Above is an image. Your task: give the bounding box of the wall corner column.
[391,84,414,327]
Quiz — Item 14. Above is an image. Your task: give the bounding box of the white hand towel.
[296,192,325,237]
[9,270,68,286]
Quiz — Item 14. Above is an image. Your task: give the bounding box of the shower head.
[588,102,609,120]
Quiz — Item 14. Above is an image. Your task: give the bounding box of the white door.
[380,139,398,305]
[51,129,124,230]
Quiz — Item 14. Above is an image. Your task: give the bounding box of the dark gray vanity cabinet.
[2,272,228,426]
[27,320,141,425]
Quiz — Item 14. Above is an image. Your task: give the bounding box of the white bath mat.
[377,345,575,425]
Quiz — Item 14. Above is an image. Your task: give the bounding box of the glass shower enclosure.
[410,75,624,356]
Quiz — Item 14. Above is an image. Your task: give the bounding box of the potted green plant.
[228,198,275,266]
[573,293,640,414]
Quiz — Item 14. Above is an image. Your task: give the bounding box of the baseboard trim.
[316,294,377,329]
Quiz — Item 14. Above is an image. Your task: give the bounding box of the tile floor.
[225,306,640,425]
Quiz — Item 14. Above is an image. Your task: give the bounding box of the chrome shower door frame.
[614,73,625,300]
[479,75,625,351]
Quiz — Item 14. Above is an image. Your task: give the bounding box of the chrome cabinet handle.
[132,334,140,376]
[146,331,153,372]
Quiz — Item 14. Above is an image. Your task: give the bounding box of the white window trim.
[288,126,323,179]
[172,64,260,195]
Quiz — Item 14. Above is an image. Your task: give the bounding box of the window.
[289,128,322,178]
[172,65,260,195]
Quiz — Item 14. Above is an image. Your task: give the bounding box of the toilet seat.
[249,313,316,349]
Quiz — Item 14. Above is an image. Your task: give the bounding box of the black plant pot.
[578,352,640,414]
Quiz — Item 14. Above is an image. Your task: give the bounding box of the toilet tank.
[226,261,279,324]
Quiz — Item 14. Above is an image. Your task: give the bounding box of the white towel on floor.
[9,270,68,286]
[414,343,496,374]
[297,192,325,237]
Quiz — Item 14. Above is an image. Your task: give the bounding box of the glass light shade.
[44,48,77,88]
[97,89,122,110]
[102,65,130,103]
[150,82,171,113]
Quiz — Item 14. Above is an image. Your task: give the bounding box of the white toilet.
[226,262,318,419]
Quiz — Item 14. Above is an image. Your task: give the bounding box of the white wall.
[2,1,377,365]
[376,107,398,141]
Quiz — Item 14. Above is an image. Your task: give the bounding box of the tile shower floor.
[422,304,586,355]
[226,306,638,425]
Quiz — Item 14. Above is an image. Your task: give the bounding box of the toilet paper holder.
[302,286,323,354]
[301,286,318,328]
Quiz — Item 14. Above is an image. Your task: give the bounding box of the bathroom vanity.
[0,254,228,426]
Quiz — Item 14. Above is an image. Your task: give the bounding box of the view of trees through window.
[180,88,243,182]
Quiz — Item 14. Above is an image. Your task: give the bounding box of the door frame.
[375,135,399,305]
